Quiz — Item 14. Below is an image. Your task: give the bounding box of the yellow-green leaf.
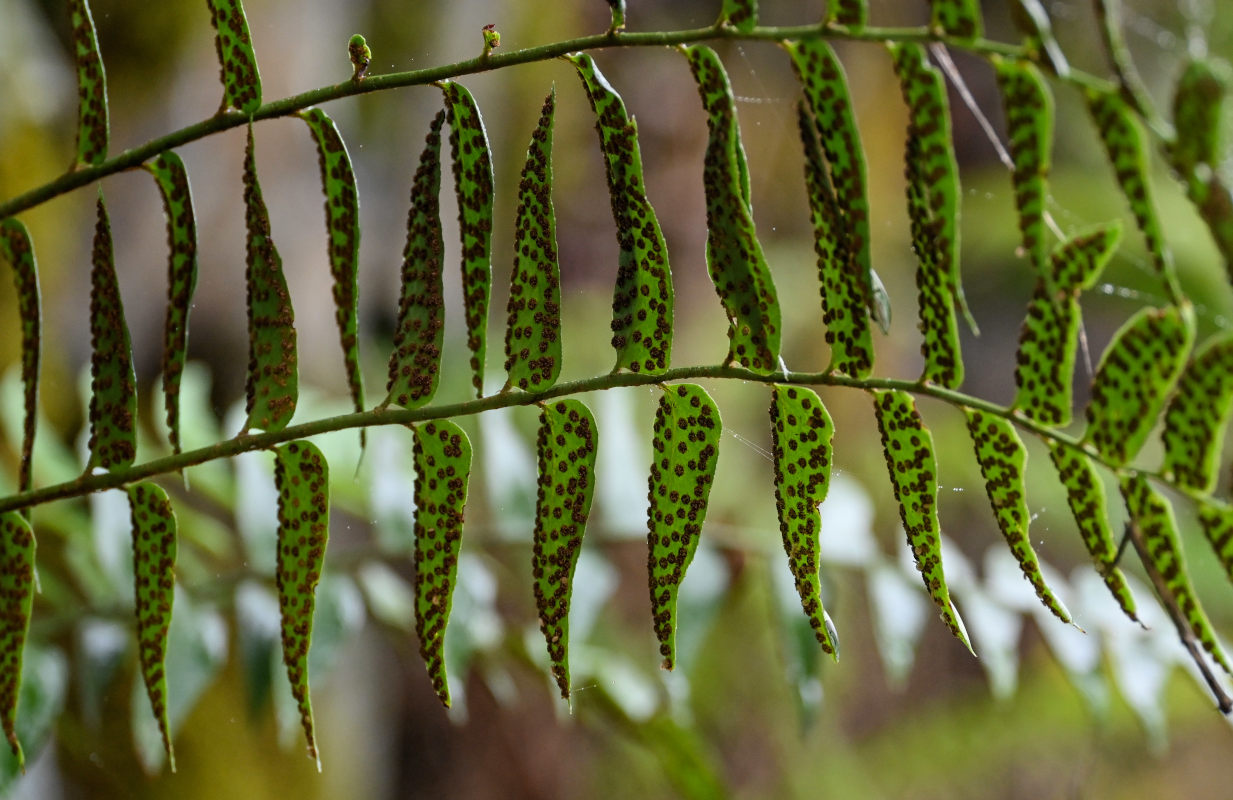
[385,111,445,409]
[0,513,35,769]
[0,220,40,499]
[1121,474,1230,675]
[930,0,983,39]
[412,420,471,706]
[647,384,721,669]
[274,441,330,764]
[533,399,598,697]
[205,0,262,114]
[143,153,198,456]
[439,82,495,398]
[126,481,177,769]
[242,126,297,433]
[1083,305,1194,465]
[995,58,1054,278]
[872,390,971,651]
[87,193,137,471]
[504,90,562,392]
[68,0,108,166]
[721,0,757,32]
[770,385,838,657]
[1161,331,1233,493]
[684,45,781,372]
[568,53,674,375]
[1196,500,1233,586]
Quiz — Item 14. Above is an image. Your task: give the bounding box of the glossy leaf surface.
[647,384,720,669]
[721,0,757,31]
[87,194,137,471]
[533,399,598,697]
[504,90,562,391]
[996,59,1053,277]
[385,111,445,409]
[827,0,866,26]
[274,441,330,764]
[412,421,471,706]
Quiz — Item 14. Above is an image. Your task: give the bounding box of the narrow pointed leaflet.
[796,101,873,378]
[568,54,673,375]
[964,409,1070,623]
[87,194,137,471]
[299,108,365,424]
[721,0,757,32]
[890,42,965,389]
[412,421,471,707]
[827,0,867,27]
[205,0,262,114]
[1083,304,1194,465]
[0,220,40,500]
[1170,57,1233,279]
[439,82,495,398]
[996,59,1053,278]
[683,45,781,372]
[385,111,445,409]
[1196,501,1233,584]
[126,481,178,769]
[68,0,108,166]
[1161,331,1233,492]
[143,152,198,456]
[1047,442,1137,622]
[1121,474,1232,675]
[0,513,35,769]
[504,90,562,391]
[274,441,330,765]
[243,126,298,433]
[1087,90,1180,300]
[787,40,879,351]
[770,386,838,657]
[647,384,720,669]
[533,400,598,698]
[1013,226,1119,426]
[872,390,971,651]
[930,0,983,39]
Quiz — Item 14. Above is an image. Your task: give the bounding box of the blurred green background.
[2,0,1233,797]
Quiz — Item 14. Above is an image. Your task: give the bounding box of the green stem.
[0,364,1110,515]
[2,23,1044,221]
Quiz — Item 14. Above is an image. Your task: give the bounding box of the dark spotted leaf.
[126,481,177,769]
[769,385,838,657]
[995,58,1054,278]
[439,82,495,398]
[788,40,877,364]
[143,153,198,456]
[1161,332,1233,493]
[964,409,1070,623]
[1047,441,1138,622]
[683,45,781,372]
[0,513,35,769]
[205,0,262,114]
[1171,57,1230,176]
[606,0,626,31]
[795,101,873,378]
[1013,226,1120,426]
[274,441,330,766]
[87,193,137,471]
[504,90,562,392]
[298,109,364,426]
[1010,0,1070,78]
[930,0,983,39]
[1087,90,1179,298]
[68,0,108,166]
[871,390,971,651]
[1083,305,1194,465]
[412,420,471,706]
[826,0,866,27]
[647,384,720,669]
[532,399,598,698]
[242,126,298,433]
[568,54,673,375]
[0,221,40,498]
[1121,474,1231,675]
[890,42,965,389]
[721,0,757,32]
[385,111,445,409]
[1196,500,1233,585]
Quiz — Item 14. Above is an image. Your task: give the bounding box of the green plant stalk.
[0,364,1155,515]
[6,23,1071,223]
